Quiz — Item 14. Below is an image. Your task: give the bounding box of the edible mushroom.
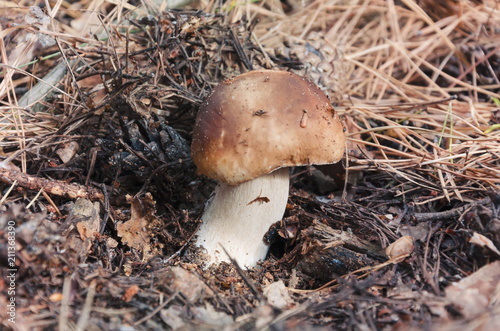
[191,70,346,268]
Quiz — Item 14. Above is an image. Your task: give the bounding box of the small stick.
[0,168,104,200]
[220,245,264,302]
[42,191,62,216]
[75,280,97,331]
[58,275,73,331]
[0,180,17,206]
[133,291,179,327]
[412,196,491,222]
[162,215,200,265]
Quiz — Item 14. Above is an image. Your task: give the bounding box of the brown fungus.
[191,70,346,268]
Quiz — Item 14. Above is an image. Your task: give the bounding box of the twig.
[26,187,44,209]
[0,180,17,206]
[0,168,104,200]
[162,215,201,265]
[220,245,264,302]
[58,275,73,331]
[1,63,79,106]
[133,291,179,326]
[411,196,491,222]
[75,280,97,331]
[230,28,253,70]
[42,191,62,216]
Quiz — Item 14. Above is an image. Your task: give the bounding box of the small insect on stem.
[247,190,270,205]
[300,110,308,128]
[253,109,268,116]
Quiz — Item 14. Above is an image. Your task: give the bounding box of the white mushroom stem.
[195,168,289,268]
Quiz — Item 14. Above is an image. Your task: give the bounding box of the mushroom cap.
[191,70,346,185]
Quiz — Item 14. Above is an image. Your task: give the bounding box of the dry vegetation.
[1,0,500,330]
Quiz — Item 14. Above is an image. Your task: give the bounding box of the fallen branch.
[0,167,104,200]
[411,196,492,222]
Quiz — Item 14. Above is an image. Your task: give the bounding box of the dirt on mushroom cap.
[191,70,346,185]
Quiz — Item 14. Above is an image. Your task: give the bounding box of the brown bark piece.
[298,245,378,281]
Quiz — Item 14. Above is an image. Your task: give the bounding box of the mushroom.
[191,70,346,268]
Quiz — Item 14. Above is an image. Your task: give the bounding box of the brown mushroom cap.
[191,70,346,185]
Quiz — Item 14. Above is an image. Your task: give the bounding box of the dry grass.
[243,0,500,201]
[3,0,499,199]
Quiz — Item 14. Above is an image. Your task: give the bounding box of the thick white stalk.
[195,168,289,268]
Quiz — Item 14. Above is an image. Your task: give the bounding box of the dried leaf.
[263,280,293,309]
[107,237,119,248]
[469,232,500,256]
[116,193,160,261]
[445,261,500,319]
[400,223,429,242]
[160,267,213,304]
[74,198,100,243]
[161,303,233,329]
[49,293,63,302]
[160,305,186,329]
[386,236,414,263]
[122,285,140,302]
[56,141,79,163]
